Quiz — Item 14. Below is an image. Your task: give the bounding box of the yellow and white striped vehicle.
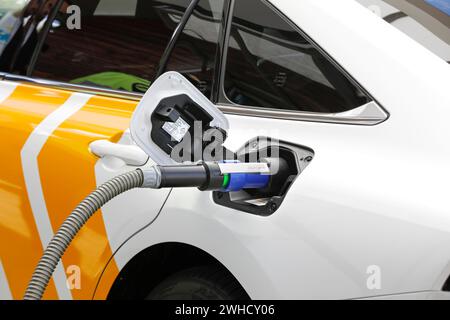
[1,0,450,300]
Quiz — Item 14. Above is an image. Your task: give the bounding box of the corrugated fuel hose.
[24,170,147,300]
[23,161,270,300]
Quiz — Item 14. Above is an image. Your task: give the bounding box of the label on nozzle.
[162,117,190,142]
[218,162,271,174]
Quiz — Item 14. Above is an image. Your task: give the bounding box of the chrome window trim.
[214,0,389,125]
[1,73,388,125]
[218,101,388,125]
[4,74,143,101]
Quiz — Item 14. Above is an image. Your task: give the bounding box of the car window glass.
[356,0,450,62]
[165,0,225,99]
[0,0,58,74]
[223,0,371,113]
[31,0,190,93]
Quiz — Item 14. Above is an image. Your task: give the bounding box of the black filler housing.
[213,137,314,216]
[150,94,232,163]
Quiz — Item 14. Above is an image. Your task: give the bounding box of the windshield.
[356,0,450,62]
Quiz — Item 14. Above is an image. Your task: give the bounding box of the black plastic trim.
[213,137,314,216]
[156,0,200,79]
[443,275,450,292]
[26,0,65,76]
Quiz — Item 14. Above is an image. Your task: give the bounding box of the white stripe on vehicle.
[0,259,12,300]
[0,81,17,103]
[0,82,17,299]
[21,92,92,300]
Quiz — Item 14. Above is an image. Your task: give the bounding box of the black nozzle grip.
[158,162,223,190]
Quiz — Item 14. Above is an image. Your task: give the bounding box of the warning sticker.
[162,117,190,142]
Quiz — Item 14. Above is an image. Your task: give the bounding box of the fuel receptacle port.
[212,137,314,216]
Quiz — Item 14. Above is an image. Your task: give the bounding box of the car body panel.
[99,111,450,299]
[0,82,67,300]
[97,0,450,299]
[0,0,449,300]
[0,82,144,299]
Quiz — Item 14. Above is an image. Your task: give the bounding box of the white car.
[0,0,449,300]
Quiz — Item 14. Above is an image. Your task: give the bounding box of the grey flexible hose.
[24,169,145,300]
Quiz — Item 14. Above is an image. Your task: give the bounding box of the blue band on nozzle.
[222,172,270,192]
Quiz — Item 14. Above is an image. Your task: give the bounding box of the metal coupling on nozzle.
[141,166,162,188]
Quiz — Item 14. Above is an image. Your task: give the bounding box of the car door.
[0,0,191,300]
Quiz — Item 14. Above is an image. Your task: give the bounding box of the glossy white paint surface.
[360,291,450,300]
[97,0,450,299]
[95,130,171,269]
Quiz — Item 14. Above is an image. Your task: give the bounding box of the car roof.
[383,0,449,46]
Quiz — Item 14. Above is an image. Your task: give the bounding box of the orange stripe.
[0,84,71,299]
[38,94,138,299]
[93,258,121,300]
